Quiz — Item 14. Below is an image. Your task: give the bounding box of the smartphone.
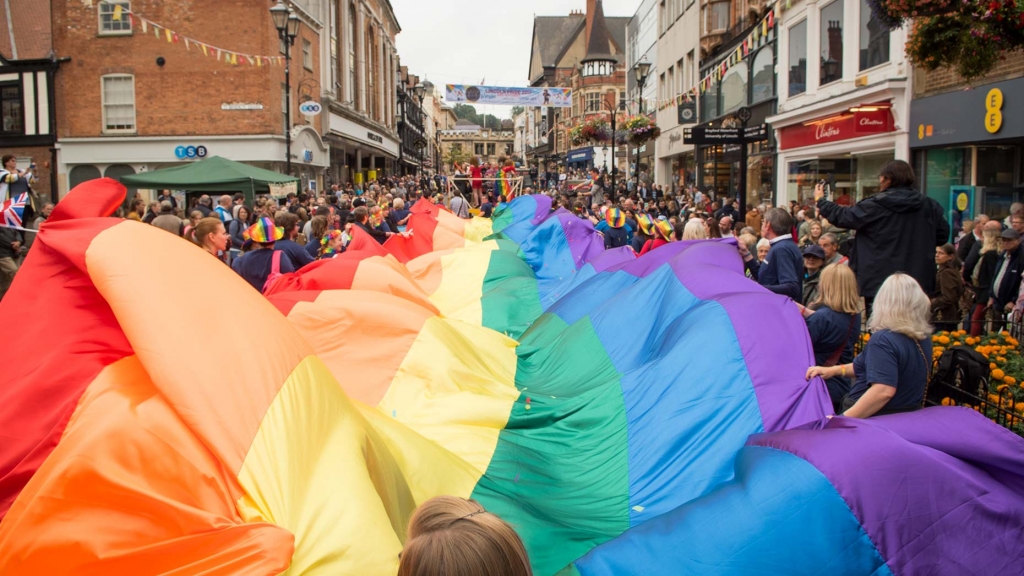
[818,178,832,201]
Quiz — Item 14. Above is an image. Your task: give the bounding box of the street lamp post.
[271,2,301,175]
[632,60,651,191]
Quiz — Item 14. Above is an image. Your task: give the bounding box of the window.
[475,143,484,155]
[720,62,748,115]
[330,0,339,91]
[820,0,844,86]
[98,1,132,35]
[685,51,695,91]
[348,2,357,106]
[303,39,313,70]
[677,58,685,93]
[586,92,602,113]
[704,1,729,34]
[667,66,675,105]
[700,79,719,122]
[751,46,774,103]
[788,20,807,96]
[620,91,626,107]
[487,143,496,156]
[366,25,376,120]
[659,73,666,103]
[0,83,23,134]
[859,0,889,70]
[101,75,136,133]
[977,146,1017,187]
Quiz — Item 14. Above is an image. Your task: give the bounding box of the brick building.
[910,52,1024,223]
[48,0,404,199]
[1,0,59,203]
[525,0,628,172]
[51,0,328,197]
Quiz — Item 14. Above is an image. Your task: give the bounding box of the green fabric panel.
[480,240,543,340]
[472,313,630,576]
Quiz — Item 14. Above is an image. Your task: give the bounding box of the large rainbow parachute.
[1,179,1022,575]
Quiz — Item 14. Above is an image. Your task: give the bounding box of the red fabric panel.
[0,179,131,521]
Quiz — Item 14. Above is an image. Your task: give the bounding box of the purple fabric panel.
[587,246,637,273]
[669,242,831,431]
[531,194,553,223]
[749,408,1024,575]
[554,209,605,269]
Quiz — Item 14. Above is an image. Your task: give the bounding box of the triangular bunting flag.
[201,43,208,56]
[140,18,147,33]
[112,4,122,21]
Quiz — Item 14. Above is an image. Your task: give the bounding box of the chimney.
[585,0,597,47]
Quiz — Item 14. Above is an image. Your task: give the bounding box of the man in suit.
[741,207,803,302]
[990,229,1024,323]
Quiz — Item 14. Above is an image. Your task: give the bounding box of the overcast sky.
[391,0,640,116]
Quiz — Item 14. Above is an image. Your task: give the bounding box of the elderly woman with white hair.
[807,273,932,418]
[681,218,708,240]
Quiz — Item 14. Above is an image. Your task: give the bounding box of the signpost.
[684,107,769,220]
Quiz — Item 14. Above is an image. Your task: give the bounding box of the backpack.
[928,346,989,406]
[262,250,283,294]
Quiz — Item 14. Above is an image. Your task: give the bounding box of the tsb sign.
[174,145,208,159]
[299,101,323,116]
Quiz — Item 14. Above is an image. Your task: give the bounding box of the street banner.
[445,85,572,108]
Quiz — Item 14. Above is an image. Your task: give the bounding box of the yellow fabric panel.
[86,221,309,475]
[462,216,495,245]
[377,315,519,479]
[426,240,499,326]
[236,355,479,575]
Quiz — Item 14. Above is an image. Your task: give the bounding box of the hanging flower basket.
[570,118,613,146]
[623,115,662,146]
[867,0,958,29]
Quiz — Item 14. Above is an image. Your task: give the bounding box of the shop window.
[98,1,132,35]
[919,148,970,215]
[788,20,807,96]
[720,62,748,116]
[853,152,894,201]
[977,146,1017,188]
[101,74,136,133]
[1,83,23,134]
[819,0,844,86]
[859,0,889,70]
[751,47,774,104]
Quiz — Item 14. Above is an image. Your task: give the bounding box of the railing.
[852,314,1024,437]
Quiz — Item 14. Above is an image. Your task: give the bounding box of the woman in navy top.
[807,273,932,417]
[800,264,861,413]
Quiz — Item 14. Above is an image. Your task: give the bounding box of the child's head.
[399,496,531,576]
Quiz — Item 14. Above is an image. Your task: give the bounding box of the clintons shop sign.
[779,108,895,150]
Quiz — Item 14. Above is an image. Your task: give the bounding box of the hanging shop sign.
[684,124,769,145]
[299,101,323,116]
[778,108,895,150]
[445,85,572,108]
[678,102,697,125]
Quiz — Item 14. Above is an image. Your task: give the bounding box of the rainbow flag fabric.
[1,180,1022,575]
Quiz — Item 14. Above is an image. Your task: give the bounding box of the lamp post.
[632,60,651,192]
[271,1,301,175]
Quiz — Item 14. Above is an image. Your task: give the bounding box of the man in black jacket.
[353,206,392,244]
[990,229,1024,317]
[815,160,948,312]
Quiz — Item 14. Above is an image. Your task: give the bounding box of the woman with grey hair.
[806,273,932,418]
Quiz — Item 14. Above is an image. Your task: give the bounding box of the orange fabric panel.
[350,255,439,313]
[405,251,446,297]
[84,222,311,475]
[0,355,294,575]
[287,290,433,406]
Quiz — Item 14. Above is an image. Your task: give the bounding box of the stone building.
[439,120,514,167]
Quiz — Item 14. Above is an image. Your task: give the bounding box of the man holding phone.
[0,155,37,202]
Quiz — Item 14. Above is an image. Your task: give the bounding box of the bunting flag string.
[655,4,778,112]
[96,0,286,68]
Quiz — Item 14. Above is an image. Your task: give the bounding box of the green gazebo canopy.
[119,156,298,203]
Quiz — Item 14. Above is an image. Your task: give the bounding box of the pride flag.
[0,180,1022,575]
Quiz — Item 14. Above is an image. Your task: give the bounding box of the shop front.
[911,76,1024,223]
[327,109,400,186]
[692,99,777,208]
[58,131,329,200]
[567,147,594,170]
[771,98,904,207]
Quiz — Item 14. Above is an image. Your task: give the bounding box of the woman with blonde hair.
[682,218,708,240]
[189,217,231,263]
[800,264,862,412]
[399,496,531,576]
[807,272,932,418]
[969,221,1001,336]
